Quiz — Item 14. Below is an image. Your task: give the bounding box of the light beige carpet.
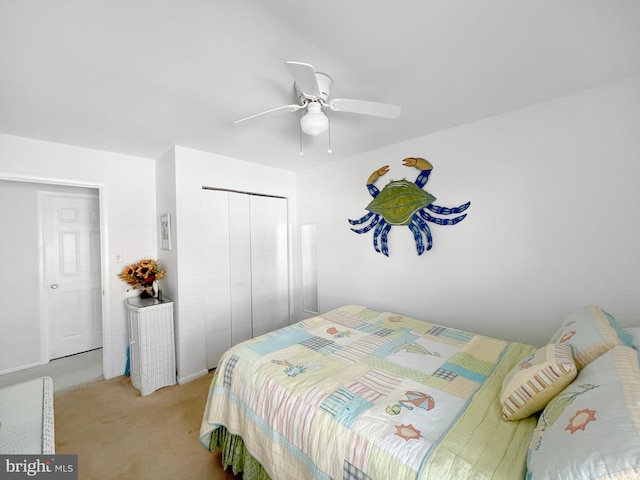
[54,371,240,480]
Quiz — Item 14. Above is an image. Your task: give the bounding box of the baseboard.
[177,369,208,385]
[0,359,49,376]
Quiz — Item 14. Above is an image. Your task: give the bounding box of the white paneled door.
[43,193,102,360]
[203,189,290,369]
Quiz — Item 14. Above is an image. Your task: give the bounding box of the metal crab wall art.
[348,157,470,256]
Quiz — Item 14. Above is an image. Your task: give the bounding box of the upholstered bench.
[0,376,55,454]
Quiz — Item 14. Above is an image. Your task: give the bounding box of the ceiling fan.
[233,61,401,138]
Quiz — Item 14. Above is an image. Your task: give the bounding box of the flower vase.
[139,285,154,299]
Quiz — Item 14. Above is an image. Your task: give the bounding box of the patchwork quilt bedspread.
[200,305,537,480]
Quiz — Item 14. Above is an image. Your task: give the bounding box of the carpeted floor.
[54,371,240,480]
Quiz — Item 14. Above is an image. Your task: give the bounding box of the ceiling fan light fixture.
[300,102,328,136]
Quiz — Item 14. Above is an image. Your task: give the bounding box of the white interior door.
[250,195,290,337]
[43,192,102,360]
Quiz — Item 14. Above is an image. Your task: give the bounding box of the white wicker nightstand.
[125,298,176,396]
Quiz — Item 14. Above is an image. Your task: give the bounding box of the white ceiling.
[1,1,639,172]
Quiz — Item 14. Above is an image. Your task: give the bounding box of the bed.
[200,304,640,480]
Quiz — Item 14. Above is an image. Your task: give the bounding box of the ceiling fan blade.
[328,98,401,119]
[285,61,321,98]
[233,103,304,126]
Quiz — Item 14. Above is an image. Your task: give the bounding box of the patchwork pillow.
[624,326,640,350]
[500,342,577,421]
[526,345,640,479]
[548,305,632,370]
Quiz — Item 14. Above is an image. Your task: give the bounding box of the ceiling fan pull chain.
[299,124,304,156]
[327,117,332,154]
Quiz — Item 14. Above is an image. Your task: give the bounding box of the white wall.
[297,76,640,346]
[0,181,96,373]
[0,181,41,372]
[155,146,178,308]
[162,146,297,383]
[0,134,157,378]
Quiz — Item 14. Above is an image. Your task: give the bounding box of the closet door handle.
[50,284,59,289]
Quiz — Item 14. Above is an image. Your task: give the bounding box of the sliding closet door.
[228,193,252,344]
[250,195,289,337]
[203,190,232,369]
[203,189,290,369]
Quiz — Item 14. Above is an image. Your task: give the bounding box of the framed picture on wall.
[160,213,171,250]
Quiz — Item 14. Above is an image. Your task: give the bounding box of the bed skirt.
[210,426,271,480]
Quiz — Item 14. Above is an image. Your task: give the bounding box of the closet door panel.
[250,195,290,336]
[229,192,253,344]
[203,189,290,367]
[203,190,232,369]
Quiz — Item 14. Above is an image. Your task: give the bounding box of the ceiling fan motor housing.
[296,72,333,102]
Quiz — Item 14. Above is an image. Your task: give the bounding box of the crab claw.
[367,165,390,185]
[402,157,433,171]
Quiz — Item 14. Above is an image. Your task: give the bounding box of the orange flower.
[118,259,166,291]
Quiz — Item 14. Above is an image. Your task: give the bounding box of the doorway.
[0,179,106,378]
[41,191,102,360]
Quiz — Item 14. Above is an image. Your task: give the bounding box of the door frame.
[0,171,112,380]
